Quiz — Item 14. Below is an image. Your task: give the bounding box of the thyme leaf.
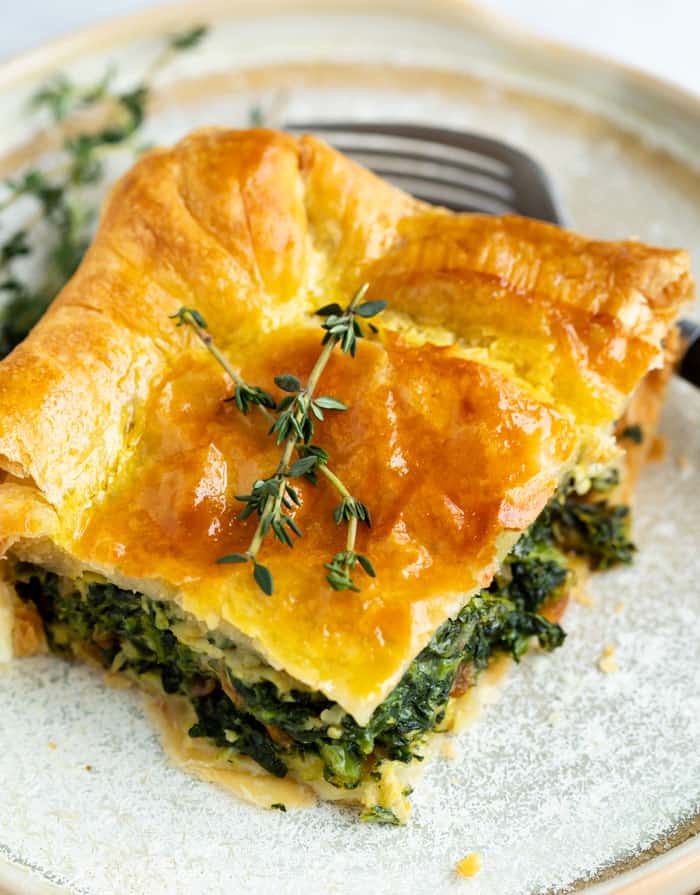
[274,373,302,393]
[31,68,114,122]
[253,563,274,596]
[168,25,209,50]
[249,105,265,127]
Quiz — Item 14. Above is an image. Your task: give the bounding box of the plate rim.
[0,2,698,894]
[0,0,699,112]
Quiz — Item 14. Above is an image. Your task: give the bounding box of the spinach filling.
[13,482,633,789]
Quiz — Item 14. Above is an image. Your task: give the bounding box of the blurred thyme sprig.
[0,24,209,358]
[171,284,386,595]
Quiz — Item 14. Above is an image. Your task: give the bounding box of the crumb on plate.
[598,645,619,674]
[613,602,625,615]
[47,741,57,750]
[456,853,482,878]
[676,453,694,479]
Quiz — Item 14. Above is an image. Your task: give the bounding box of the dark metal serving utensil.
[288,122,700,388]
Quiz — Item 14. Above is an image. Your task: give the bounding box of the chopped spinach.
[360,805,402,825]
[14,569,288,778]
[549,500,635,569]
[620,424,644,444]
[189,689,287,778]
[16,574,201,687]
[587,466,621,494]
[513,484,635,571]
[13,486,634,790]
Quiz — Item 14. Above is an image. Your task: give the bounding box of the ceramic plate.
[0,3,699,893]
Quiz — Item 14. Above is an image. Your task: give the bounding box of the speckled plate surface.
[0,3,699,894]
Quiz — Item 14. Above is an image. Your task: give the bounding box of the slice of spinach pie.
[0,128,692,822]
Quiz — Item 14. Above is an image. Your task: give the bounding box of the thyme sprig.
[170,307,276,419]
[0,24,210,358]
[171,285,386,595]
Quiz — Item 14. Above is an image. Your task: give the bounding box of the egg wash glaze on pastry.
[0,129,692,821]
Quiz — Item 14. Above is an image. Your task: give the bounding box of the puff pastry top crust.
[0,129,692,722]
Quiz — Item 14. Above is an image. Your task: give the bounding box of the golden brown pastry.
[0,129,692,821]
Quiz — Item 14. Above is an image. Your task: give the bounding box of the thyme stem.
[317,464,351,499]
[245,440,296,562]
[175,308,275,424]
[303,336,337,397]
[172,308,358,510]
[346,513,358,555]
[242,321,343,562]
[145,47,178,81]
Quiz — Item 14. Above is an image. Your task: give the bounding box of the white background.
[0,0,698,96]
